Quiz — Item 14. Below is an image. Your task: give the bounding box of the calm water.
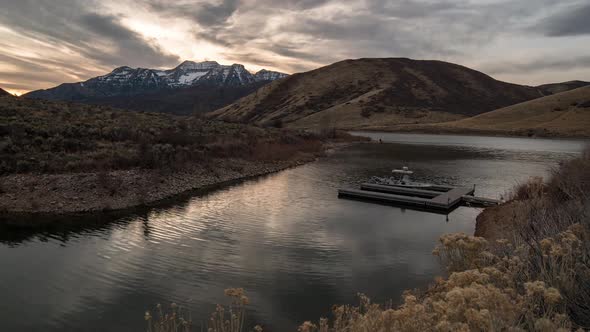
[0,133,586,332]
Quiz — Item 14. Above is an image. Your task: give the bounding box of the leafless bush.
[508,176,546,201]
[547,146,590,203]
[145,289,262,332]
[145,302,192,332]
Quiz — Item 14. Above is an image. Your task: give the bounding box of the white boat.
[369,166,433,188]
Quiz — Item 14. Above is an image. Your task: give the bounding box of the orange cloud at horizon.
[2,88,26,96]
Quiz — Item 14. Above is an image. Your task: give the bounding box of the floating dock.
[339,182,500,213]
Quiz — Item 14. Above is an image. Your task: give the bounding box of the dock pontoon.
[340,166,502,213]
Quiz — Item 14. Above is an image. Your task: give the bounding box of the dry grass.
[508,176,546,201]
[146,289,261,332]
[390,86,590,137]
[145,302,192,332]
[211,58,541,130]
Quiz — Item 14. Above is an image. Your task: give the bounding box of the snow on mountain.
[24,60,289,101]
[94,61,286,90]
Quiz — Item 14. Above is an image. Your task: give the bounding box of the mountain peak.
[24,59,289,103]
[113,66,134,72]
[176,60,220,71]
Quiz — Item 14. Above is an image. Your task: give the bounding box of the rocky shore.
[0,155,316,217]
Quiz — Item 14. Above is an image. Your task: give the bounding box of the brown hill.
[537,80,590,95]
[0,88,11,96]
[392,86,590,137]
[211,58,544,129]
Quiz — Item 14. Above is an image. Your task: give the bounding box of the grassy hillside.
[0,95,319,175]
[393,86,590,137]
[211,58,544,128]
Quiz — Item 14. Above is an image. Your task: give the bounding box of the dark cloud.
[147,0,239,27]
[195,0,239,26]
[266,44,336,63]
[0,0,178,87]
[537,3,590,37]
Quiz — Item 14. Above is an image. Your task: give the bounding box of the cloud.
[194,0,240,26]
[0,1,178,68]
[536,3,590,37]
[0,0,589,91]
[0,0,179,90]
[147,0,240,27]
[76,13,179,68]
[482,55,590,75]
[166,0,567,72]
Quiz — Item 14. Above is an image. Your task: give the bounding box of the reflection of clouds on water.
[1,134,582,331]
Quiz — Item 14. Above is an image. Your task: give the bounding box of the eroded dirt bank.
[0,156,314,216]
[474,201,526,241]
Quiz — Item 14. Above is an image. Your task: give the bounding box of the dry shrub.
[509,176,546,201]
[249,139,322,162]
[547,146,590,203]
[208,288,257,332]
[146,289,262,332]
[145,302,192,332]
[1,96,322,175]
[299,232,573,332]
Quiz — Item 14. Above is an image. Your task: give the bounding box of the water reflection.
[0,133,585,331]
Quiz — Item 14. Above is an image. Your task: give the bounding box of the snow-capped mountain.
[25,61,288,100]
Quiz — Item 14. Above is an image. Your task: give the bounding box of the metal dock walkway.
[430,187,475,207]
[339,183,494,213]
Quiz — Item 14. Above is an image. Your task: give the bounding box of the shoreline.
[348,127,590,140]
[0,141,357,223]
[0,156,315,221]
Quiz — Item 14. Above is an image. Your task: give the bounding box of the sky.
[0,0,589,95]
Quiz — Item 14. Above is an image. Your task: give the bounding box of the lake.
[0,133,586,331]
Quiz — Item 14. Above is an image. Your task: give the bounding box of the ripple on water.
[0,133,587,332]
